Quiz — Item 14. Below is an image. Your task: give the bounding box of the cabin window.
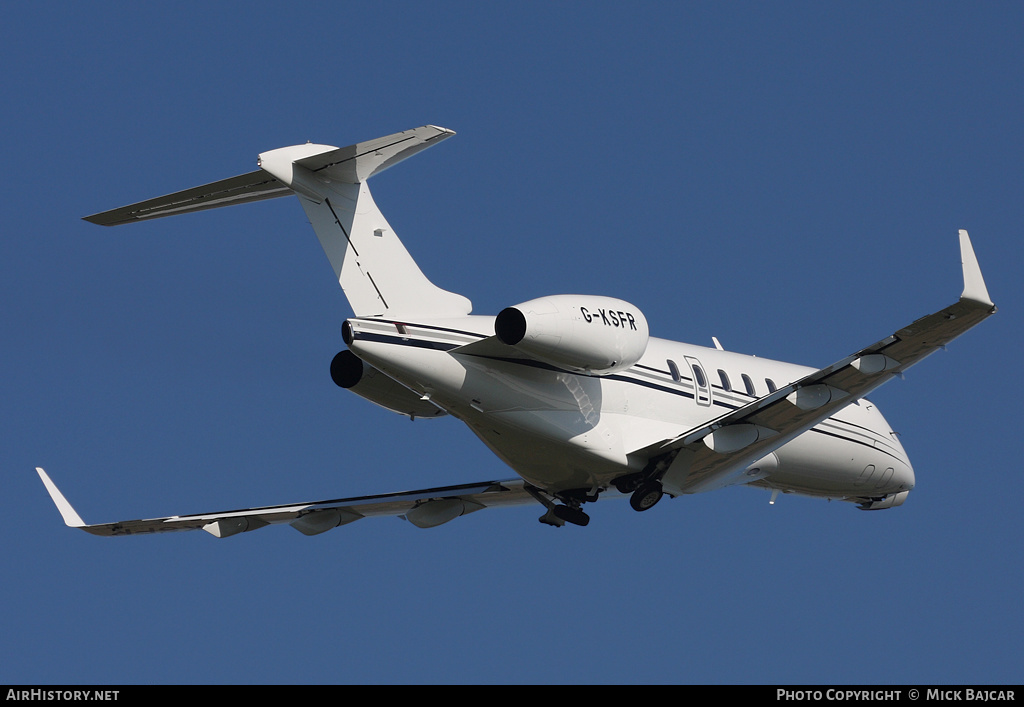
[766,378,777,393]
[718,369,732,392]
[742,374,755,396]
[667,360,681,383]
[686,356,712,407]
[692,364,707,388]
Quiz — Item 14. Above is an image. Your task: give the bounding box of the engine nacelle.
[494,295,649,375]
[330,350,446,419]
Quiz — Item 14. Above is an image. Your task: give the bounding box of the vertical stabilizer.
[257,126,471,318]
[295,179,470,318]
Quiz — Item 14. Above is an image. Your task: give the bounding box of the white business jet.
[37,125,996,535]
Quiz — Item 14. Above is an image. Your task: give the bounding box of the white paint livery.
[40,125,996,535]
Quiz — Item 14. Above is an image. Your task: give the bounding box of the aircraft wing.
[36,468,538,538]
[646,230,996,494]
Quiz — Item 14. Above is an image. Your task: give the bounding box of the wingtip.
[958,230,994,308]
[35,468,87,528]
[423,124,456,140]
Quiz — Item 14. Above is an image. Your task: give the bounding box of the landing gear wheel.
[630,482,663,512]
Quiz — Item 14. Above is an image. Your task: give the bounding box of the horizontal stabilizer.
[289,124,454,184]
[83,126,456,227]
[83,170,291,226]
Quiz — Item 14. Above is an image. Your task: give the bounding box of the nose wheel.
[629,482,663,512]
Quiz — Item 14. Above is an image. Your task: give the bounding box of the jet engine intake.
[330,350,446,418]
[494,295,649,375]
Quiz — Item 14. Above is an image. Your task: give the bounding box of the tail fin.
[84,125,471,318]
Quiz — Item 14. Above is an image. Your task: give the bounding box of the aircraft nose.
[895,459,915,491]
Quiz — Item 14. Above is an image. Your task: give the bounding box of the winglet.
[959,230,994,308]
[36,468,86,528]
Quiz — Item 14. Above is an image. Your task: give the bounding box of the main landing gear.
[526,474,667,527]
[629,481,664,512]
[612,472,666,513]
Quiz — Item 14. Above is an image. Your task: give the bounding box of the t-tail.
[84,126,472,319]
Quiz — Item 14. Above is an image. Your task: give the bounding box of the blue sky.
[3,2,1022,685]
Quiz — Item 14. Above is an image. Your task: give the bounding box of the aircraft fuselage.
[344,315,916,505]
